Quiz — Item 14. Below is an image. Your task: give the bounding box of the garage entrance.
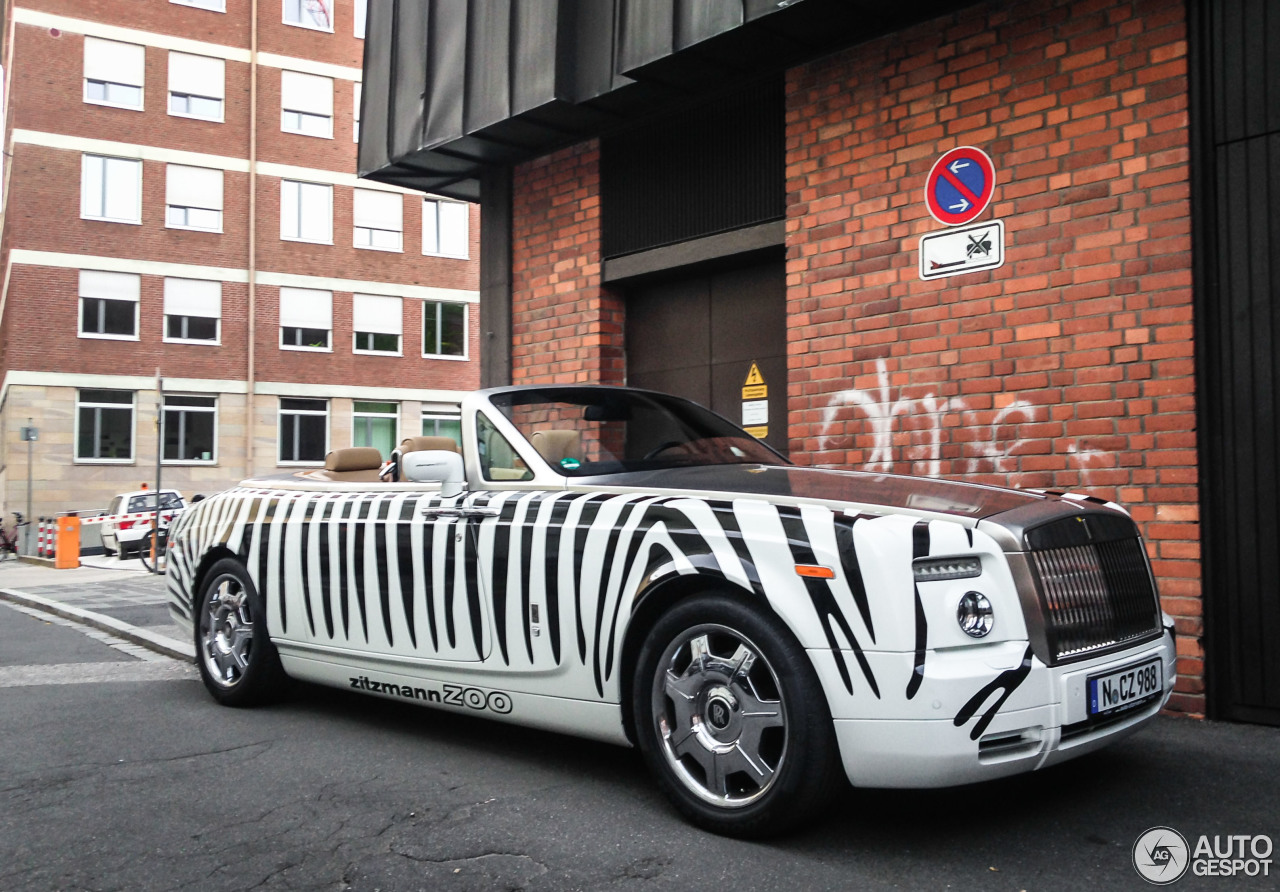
[625,261,787,457]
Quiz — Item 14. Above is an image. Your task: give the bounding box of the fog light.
[956,591,994,638]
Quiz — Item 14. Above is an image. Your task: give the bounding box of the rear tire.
[195,558,288,707]
[631,593,843,838]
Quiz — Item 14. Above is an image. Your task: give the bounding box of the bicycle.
[138,511,174,574]
[0,512,27,560]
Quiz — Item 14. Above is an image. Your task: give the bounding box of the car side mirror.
[401,450,466,498]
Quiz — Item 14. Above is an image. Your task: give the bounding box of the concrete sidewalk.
[0,556,192,660]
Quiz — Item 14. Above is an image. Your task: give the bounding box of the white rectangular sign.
[742,400,769,426]
[918,220,1005,280]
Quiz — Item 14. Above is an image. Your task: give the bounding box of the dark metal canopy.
[358,0,974,200]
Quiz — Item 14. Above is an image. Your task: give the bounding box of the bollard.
[54,515,81,569]
[37,517,48,558]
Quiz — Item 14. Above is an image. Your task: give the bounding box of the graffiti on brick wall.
[817,359,1113,485]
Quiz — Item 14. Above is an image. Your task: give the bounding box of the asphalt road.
[1,598,1277,892]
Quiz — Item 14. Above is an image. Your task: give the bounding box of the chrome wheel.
[650,624,787,808]
[200,573,256,689]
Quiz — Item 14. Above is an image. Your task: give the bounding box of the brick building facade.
[0,0,480,530]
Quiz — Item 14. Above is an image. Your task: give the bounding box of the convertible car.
[166,385,1175,837]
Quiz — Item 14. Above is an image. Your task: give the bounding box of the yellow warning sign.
[744,426,768,439]
[742,362,768,400]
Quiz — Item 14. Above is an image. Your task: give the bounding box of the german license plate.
[1088,658,1162,717]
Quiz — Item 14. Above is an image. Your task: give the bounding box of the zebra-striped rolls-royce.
[167,385,1176,837]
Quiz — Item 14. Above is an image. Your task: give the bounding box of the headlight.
[913,556,981,582]
[956,591,994,638]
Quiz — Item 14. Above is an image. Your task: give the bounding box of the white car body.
[166,386,1175,832]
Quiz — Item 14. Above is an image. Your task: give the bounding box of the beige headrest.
[399,436,458,454]
[531,429,581,463]
[324,447,383,471]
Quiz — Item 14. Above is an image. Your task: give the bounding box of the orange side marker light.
[794,565,835,579]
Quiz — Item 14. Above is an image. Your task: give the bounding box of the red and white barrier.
[79,509,180,527]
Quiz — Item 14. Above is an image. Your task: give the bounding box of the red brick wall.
[785,0,1199,712]
[511,141,623,385]
[2,4,480,396]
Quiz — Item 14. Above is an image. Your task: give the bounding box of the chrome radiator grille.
[1026,514,1162,663]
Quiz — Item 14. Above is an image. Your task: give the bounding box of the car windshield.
[489,388,784,477]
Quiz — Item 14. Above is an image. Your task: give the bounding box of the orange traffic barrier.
[54,515,81,569]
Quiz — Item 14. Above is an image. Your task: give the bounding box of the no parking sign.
[924,146,995,226]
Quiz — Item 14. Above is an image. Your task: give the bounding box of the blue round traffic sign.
[925,146,996,226]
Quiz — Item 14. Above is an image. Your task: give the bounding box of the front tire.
[631,593,842,837]
[195,558,287,707]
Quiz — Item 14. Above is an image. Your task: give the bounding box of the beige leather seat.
[531,429,582,464]
[399,435,458,454]
[319,447,384,482]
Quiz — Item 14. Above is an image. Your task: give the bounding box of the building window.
[81,155,141,224]
[353,401,397,456]
[353,83,361,142]
[423,414,463,449]
[281,70,333,138]
[77,389,134,462]
[78,270,139,340]
[352,293,401,354]
[280,179,332,243]
[279,287,332,350]
[423,301,467,358]
[168,52,224,121]
[422,198,469,257]
[83,37,144,110]
[164,278,221,343]
[355,0,367,37]
[165,165,223,232]
[284,0,333,31]
[279,398,328,464]
[353,189,402,251]
[171,0,225,10]
[163,395,217,463]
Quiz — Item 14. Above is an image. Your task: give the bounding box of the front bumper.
[819,629,1176,788]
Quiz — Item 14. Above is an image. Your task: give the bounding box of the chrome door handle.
[420,507,501,519]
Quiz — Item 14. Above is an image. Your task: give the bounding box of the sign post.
[21,419,36,554]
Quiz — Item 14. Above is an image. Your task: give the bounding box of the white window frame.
[165,164,224,233]
[422,197,470,258]
[168,51,225,122]
[83,37,144,111]
[352,293,402,356]
[353,189,403,252]
[75,389,136,464]
[278,398,330,466]
[355,0,367,38]
[78,270,140,342]
[280,179,333,244]
[422,300,469,361]
[283,0,334,33]
[162,394,218,465]
[163,278,222,345]
[171,0,226,10]
[279,287,333,352]
[280,70,334,139]
[81,155,142,225]
[353,82,361,143]
[352,401,399,453]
